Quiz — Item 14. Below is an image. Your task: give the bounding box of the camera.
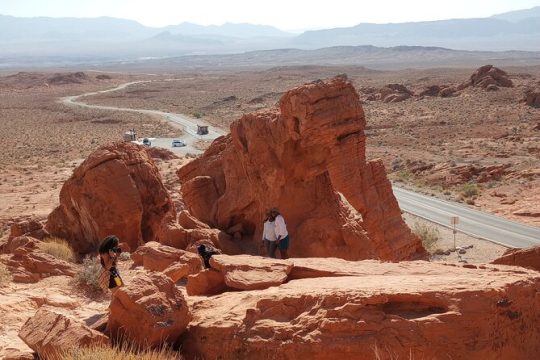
[111,247,122,254]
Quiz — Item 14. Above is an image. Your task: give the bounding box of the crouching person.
[98,235,124,292]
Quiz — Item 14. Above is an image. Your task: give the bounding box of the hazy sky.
[1,0,539,30]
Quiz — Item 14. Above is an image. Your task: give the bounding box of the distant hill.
[164,22,293,38]
[294,17,540,51]
[2,7,540,69]
[491,6,540,22]
[127,45,540,71]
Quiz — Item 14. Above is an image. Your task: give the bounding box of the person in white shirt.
[262,210,278,258]
[270,207,289,259]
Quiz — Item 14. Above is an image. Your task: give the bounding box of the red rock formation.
[178,76,425,261]
[19,308,108,359]
[492,246,540,272]
[9,220,49,240]
[46,142,176,254]
[183,256,540,360]
[108,272,190,348]
[460,65,513,89]
[362,83,414,102]
[3,238,76,283]
[131,241,202,282]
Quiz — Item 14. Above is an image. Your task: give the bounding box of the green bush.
[73,256,102,291]
[412,222,440,251]
[461,183,479,198]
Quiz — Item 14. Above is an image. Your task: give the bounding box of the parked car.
[172,139,186,147]
[142,138,151,146]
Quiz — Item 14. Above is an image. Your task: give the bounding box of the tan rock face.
[131,241,202,282]
[184,257,540,360]
[108,271,191,348]
[492,246,540,272]
[524,87,540,108]
[46,142,176,254]
[19,308,108,360]
[178,76,425,261]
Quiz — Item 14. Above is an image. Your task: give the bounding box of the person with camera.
[98,235,124,291]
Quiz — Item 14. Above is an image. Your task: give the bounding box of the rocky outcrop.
[361,83,414,102]
[46,142,176,254]
[9,220,49,241]
[19,308,108,359]
[419,85,457,98]
[524,87,540,108]
[460,65,513,90]
[492,246,540,272]
[131,241,202,282]
[183,256,540,360]
[108,271,190,348]
[178,76,424,261]
[3,237,76,283]
[210,254,292,290]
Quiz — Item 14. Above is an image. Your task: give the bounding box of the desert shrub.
[40,237,76,263]
[60,343,181,360]
[461,183,479,198]
[192,112,203,119]
[73,256,102,291]
[119,252,131,262]
[412,222,440,251]
[0,262,11,286]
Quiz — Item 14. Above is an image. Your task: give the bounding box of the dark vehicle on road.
[142,138,151,146]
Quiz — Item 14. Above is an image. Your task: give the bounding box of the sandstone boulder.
[492,246,540,272]
[178,76,425,261]
[186,269,228,296]
[131,241,202,282]
[183,258,540,360]
[19,308,108,359]
[108,272,190,348]
[210,254,292,290]
[46,142,177,254]
[363,83,414,102]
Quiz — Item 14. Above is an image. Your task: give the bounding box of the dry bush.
[461,183,479,198]
[412,222,440,252]
[73,256,102,291]
[0,262,11,286]
[60,343,182,360]
[40,237,76,263]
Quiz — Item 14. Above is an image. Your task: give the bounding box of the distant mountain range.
[1,6,539,69]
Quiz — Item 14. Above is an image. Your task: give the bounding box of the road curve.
[394,186,540,248]
[60,81,539,248]
[60,80,226,154]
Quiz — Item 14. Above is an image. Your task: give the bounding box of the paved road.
[61,80,225,155]
[394,186,540,248]
[62,81,540,248]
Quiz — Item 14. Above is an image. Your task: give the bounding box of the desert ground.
[1,65,539,246]
[1,65,539,359]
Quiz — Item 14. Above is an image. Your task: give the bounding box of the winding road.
[61,80,226,155]
[61,81,540,249]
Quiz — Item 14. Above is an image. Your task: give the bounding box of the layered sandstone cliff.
[178,76,425,260]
